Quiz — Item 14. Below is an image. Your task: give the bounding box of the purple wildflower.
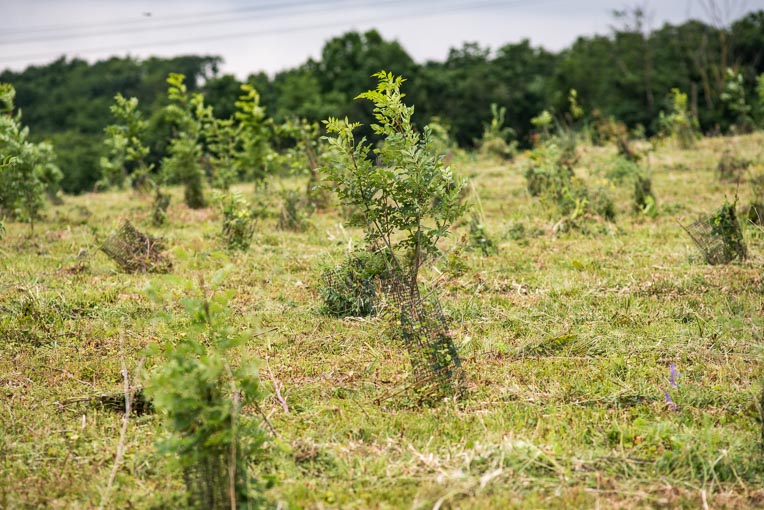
[663,387,678,411]
[669,363,679,389]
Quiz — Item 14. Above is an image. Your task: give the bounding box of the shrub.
[634,174,656,214]
[524,141,586,217]
[659,88,699,149]
[274,118,330,209]
[322,71,465,284]
[321,71,465,397]
[99,93,154,190]
[708,201,747,262]
[589,185,616,221]
[162,74,207,209]
[235,85,273,186]
[319,251,386,317]
[426,116,458,161]
[721,68,753,133]
[526,142,617,224]
[606,156,641,185]
[0,84,62,232]
[478,103,516,160]
[684,200,747,265]
[220,192,256,251]
[145,280,267,509]
[204,117,240,190]
[591,112,628,147]
[524,143,574,198]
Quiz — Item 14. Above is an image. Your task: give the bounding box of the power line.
[0,0,380,43]
[0,0,347,36]
[0,0,556,66]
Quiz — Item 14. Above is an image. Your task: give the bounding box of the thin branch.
[98,339,133,510]
[265,355,289,414]
[253,400,278,438]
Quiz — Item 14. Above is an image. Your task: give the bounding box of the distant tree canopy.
[2,13,764,194]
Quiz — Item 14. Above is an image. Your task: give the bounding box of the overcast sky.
[1,0,762,78]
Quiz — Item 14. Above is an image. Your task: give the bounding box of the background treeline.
[2,9,764,194]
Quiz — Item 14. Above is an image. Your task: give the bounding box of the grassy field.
[1,133,764,509]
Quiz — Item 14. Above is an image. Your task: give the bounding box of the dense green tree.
[3,11,764,194]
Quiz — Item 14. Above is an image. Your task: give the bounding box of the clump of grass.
[468,213,498,255]
[152,188,171,226]
[634,174,657,216]
[277,190,311,232]
[525,141,616,225]
[524,142,576,200]
[746,175,764,225]
[716,149,749,182]
[589,183,616,221]
[606,156,640,185]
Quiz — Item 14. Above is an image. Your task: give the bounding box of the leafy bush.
[426,117,458,160]
[721,68,753,133]
[478,103,516,160]
[162,74,207,209]
[146,279,267,509]
[589,184,616,221]
[709,201,747,262]
[0,83,62,231]
[591,112,628,147]
[319,251,386,317]
[659,88,699,149]
[685,200,747,265]
[322,71,465,284]
[219,192,256,251]
[235,85,273,186]
[524,142,578,207]
[99,93,154,190]
[606,156,641,185]
[634,175,657,217]
[274,118,330,209]
[203,116,240,190]
[525,142,616,224]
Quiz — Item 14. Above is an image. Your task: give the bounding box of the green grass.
[2,133,764,508]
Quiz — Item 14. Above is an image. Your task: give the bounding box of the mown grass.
[1,133,764,509]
